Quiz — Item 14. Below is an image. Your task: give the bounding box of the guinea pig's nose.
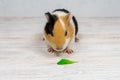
[56,48,62,50]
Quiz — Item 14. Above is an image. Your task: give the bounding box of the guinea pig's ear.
[45,12,57,22]
[66,13,73,23]
[45,12,52,22]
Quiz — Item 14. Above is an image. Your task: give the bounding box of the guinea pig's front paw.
[65,49,73,54]
[48,48,55,53]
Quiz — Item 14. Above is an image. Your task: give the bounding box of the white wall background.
[0,0,120,17]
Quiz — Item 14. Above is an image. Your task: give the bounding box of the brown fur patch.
[53,18,66,49]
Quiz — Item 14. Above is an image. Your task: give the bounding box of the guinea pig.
[44,9,78,54]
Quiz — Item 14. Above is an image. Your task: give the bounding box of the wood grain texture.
[0,17,120,80]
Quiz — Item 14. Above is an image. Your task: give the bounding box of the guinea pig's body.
[44,9,78,54]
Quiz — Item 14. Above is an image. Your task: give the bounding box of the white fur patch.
[62,38,70,50]
[52,11,67,16]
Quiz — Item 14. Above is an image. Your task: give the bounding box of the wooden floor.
[0,17,120,80]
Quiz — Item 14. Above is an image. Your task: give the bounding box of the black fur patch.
[52,9,69,13]
[72,16,78,35]
[45,23,54,36]
[45,13,58,36]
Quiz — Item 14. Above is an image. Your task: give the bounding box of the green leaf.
[57,58,77,65]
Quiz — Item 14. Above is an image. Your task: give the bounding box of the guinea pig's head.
[44,12,74,51]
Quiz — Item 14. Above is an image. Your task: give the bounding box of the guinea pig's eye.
[65,31,67,36]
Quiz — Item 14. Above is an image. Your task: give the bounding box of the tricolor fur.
[44,9,78,51]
